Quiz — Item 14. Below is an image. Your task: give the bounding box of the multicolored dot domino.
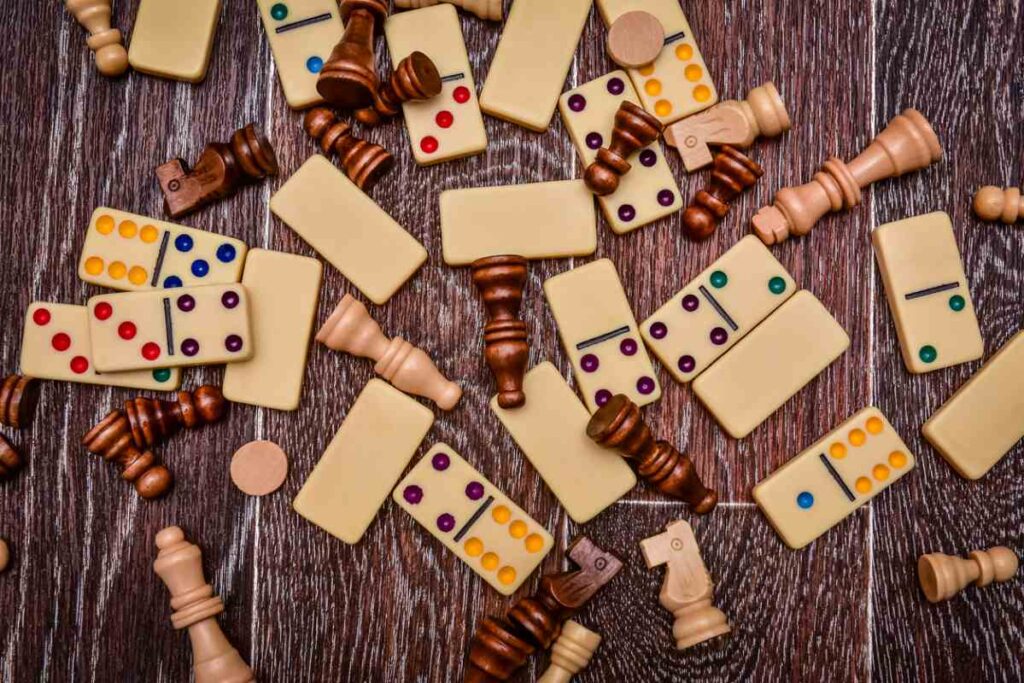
[256,0,344,109]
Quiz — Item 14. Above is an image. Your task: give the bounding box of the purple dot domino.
[403,485,423,504]
[437,513,455,533]
[637,377,656,395]
[567,93,586,112]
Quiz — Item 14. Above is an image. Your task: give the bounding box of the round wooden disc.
[0,538,9,573]
[607,11,665,68]
[230,441,289,497]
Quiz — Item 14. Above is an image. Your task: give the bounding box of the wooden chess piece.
[153,526,254,683]
[681,146,763,240]
[586,394,717,513]
[316,294,462,410]
[303,108,394,191]
[918,546,1019,603]
[0,374,40,428]
[317,0,389,110]
[66,0,128,77]
[393,0,503,21]
[0,537,9,573]
[470,256,529,409]
[752,108,942,244]
[584,101,663,196]
[156,124,279,219]
[641,520,730,650]
[537,621,602,683]
[354,51,442,126]
[973,186,1023,224]
[81,410,173,499]
[664,82,791,172]
[0,434,22,481]
[124,385,227,450]
[606,11,664,68]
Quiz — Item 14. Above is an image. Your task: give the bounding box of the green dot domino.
[919,345,938,364]
[768,276,787,295]
[153,368,172,382]
[710,270,728,288]
[271,3,288,20]
[949,295,965,311]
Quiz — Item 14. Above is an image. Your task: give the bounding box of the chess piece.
[587,394,717,513]
[537,621,602,683]
[681,146,763,240]
[0,434,22,481]
[315,294,462,410]
[393,0,503,21]
[471,256,529,409]
[0,537,9,573]
[641,520,730,650]
[317,0,389,110]
[123,385,227,450]
[81,410,173,499]
[918,546,1019,603]
[66,0,128,77]
[466,537,623,683]
[303,108,394,191]
[973,186,1023,224]
[606,11,664,68]
[664,82,791,172]
[354,51,442,126]
[153,527,254,683]
[0,374,40,428]
[156,124,279,219]
[752,108,942,244]
[584,102,663,196]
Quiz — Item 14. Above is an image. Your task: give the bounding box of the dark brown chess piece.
[156,124,279,219]
[0,375,40,428]
[82,411,173,499]
[0,434,22,481]
[317,0,389,110]
[303,108,394,191]
[587,394,718,513]
[681,146,763,240]
[465,537,623,683]
[124,385,227,450]
[354,51,442,126]
[584,101,663,196]
[471,256,529,409]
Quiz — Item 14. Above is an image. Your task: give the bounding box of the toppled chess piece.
[317,0,389,110]
[0,537,9,573]
[303,108,394,191]
[918,546,1019,603]
[354,51,442,126]
[973,186,1023,224]
[587,394,717,513]
[0,374,40,428]
[66,0,128,77]
[682,146,763,240]
[316,294,462,410]
[752,108,942,244]
[125,385,227,450]
[153,527,254,683]
[393,0,503,21]
[584,101,663,196]
[0,434,22,481]
[606,10,664,68]
[82,411,173,499]
[471,256,530,409]
[537,621,602,683]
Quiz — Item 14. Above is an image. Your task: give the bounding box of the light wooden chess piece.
[664,82,790,172]
[918,546,1019,603]
[973,186,1023,224]
[752,108,942,245]
[316,294,462,410]
[393,0,503,21]
[66,0,128,77]
[153,527,254,683]
[537,621,602,683]
[641,520,730,650]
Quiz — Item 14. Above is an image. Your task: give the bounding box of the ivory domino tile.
[128,0,221,82]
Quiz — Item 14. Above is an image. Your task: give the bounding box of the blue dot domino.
[797,491,814,509]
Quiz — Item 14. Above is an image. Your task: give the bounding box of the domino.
[594,0,717,124]
[222,250,322,411]
[478,0,592,132]
[127,0,221,82]
[544,259,661,412]
[87,284,253,372]
[752,407,916,549]
[923,331,1024,480]
[20,302,180,391]
[641,235,796,383]
[439,180,597,265]
[78,208,246,292]
[394,443,554,595]
[490,362,636,523]
[256,0,345,109]
[872,211,983,373]
[293,379,434,544]
[559,71,682,234]
[692,291,850,439]
[270,155,427,305]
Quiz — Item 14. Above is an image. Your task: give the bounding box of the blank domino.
[641,236,796,384]
[270,155,427,305]
[544,259,661,412]
[127,0,221,82]
[692,291,849,438]
[923,331,1024,480]
[256,0,344,109]
[223,250,322,411]
[293,379,434,544]
[479,0,592,132]
[753,407,916,548]
[440,180,597,265]
[490,362,636,523]
[394,443,554,595]
[559,72,682,234]
[872,212,983,373]
[78,207,246,291]
[384,5,487,165]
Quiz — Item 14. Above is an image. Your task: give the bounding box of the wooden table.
[2,1,1022,680]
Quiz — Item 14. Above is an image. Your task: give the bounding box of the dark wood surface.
[2,1,1022,681]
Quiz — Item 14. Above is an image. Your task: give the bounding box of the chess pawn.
[682,146,763,240]
[303,108,394,191]
[0,434,22,481]
[393,0,503,21]
[354,51,442,126]
[587,394,717,513]
[81,410,173,499]
[584,102,663,196]
[973,186,1023,224]
[918,546,1019,603]
[316,294,462,410]
[153,527,254,683]
[124,385,227,450]
[537,621,602,683]
[317,0,390,110]
[0,374,40,428]
[471,256,529,409]
[752,108,942,244]
[66,0,128,77]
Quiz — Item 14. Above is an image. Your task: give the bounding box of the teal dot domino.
[919,345,938,364]
[710,270,728,288]
[271,3,288,20]
[768,276,787,294]
[152,368,172,382]
[949,294,965,311]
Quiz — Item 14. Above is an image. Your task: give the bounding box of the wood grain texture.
[0,0,1021,681]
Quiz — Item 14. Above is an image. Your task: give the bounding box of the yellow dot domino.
[128,266,148,285]
[84,256,104,275]
[140,225,160,243]
[830,442,847,459]
[693,85,712,102]
[849,429,866,447]
[645,79,662,96]
[675,43,693,60]
[866,417,884,434]
[655,99,673,117]
[491,506,511,524]
[96,215,115,234]
[118,220,137,238]
[684,64,703,82]
[889,451,907,468]
[108,261,127,279]
[639,64,655,76]
[497,567,517,585]
[855,477,872,494]
[525,534,545,553]
[873,464,890,481]
[508,520,527,539]
[464,538,483,557]
[481,552,499,571]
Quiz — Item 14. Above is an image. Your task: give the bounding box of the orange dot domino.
[230,440,289,497]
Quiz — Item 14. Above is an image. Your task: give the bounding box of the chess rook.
[124,385,227,450]
[973,186,1023,224]
[471,256,529,409]
[918,546,1019,603]
[0,434,22,481]
[0,374,40,428]
[393,0,502,21]
[752,108,942,244]
[303,108,394,190]
[584,102,663,196]
[537,621,602,683]
[587,394,717,513]
[354,51,442,125]
[66,0,129,77]
[82,410,173,499]
[682,146,763,240]
[317,0,389,109]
